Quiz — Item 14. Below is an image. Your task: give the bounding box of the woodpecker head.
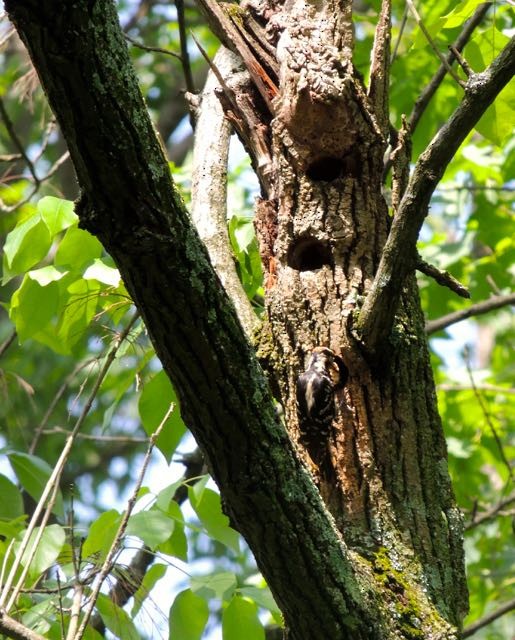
[307,347,348,389]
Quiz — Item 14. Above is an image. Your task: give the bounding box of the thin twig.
[465,491,515,531]
[461,597,515,638]
[417,257,470,299]
[390,5,408,65]
[437,383,515,395]
[464,346,513,483]
[29,359,96,455]
[123,32,182,60]
[175,0,195,94]
[40,427,148,443]
[0,330,17,359]
[408,2,491,133]
[449,45,473,77]
[0,314,139,613]
[0,96,39,184]
[405,0,465,87]
[425,292,515,335]
[73,404,172,640]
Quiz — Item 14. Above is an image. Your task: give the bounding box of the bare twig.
[425,292,515,335]
[390,5,408,65]
[417,257,470,300]
[40,427,148,443]
[29,358,96,455]
[465,491,515,531]
[74,405,172,639]
[408,3,491,133]
[0,330,17,359]
[123,32,182,60]
[0,314,139,614]
[464,346,513,482]
[356,37,515,354]
[462,597,515,638]
[89,447,205,634]
[405,0,465,88]
[437,383,515,395]
[175,0,195,94]
[0,97,39,184]
[449,45,473,77]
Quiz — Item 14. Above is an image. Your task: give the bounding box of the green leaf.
[0,474,24,520]
[16,524,66,580]
[96,593,139,640]
[131,563,167,617]
[9,273,60,343]
[56,278,100,348]
[189,484,240,552]
[191,571,237,601]
[222,596,265,640]
[169,589,209,640]
[126,509,175,549]
[155,479,185,511]
[2,215,51,283]
[82,510,121,562]
[239,586,281,616]
[156,499,188,560]
[138,370,186,461]
[55,225,103,269]
[28,265,67,286]
[38,196,76,236]
[8,452,63,517]
[83,258,121,286]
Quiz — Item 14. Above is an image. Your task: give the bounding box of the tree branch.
[426,292,515,335]
[355,36,515,355]
[465,490,515,531]
[461,597,515,638]
[190,46,259,337]
[0,609,46,640]
[417,256,470,300]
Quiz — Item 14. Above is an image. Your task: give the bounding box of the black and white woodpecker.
[296,347,349,466]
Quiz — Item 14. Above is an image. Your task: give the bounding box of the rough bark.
[6,0,512,638]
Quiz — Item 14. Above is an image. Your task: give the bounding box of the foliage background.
[0,0,513,638]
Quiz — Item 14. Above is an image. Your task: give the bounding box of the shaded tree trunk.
[6,0,513,638]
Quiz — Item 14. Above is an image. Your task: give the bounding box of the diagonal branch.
[408,2,491,133]
[426,292,515,335]
[355,36,515,355]
[462,597,515,638]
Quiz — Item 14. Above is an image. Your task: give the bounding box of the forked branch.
[355,36,515,355]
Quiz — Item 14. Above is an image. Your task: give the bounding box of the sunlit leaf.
[169,589,209,640]
[222,596,265,640]
[189,484,240,552]
[126,509,175,549]
[138,370,186,462]
[82,510,121,562]
[191,571,237,601]
[96,593,139,640]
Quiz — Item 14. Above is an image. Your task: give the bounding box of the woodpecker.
[296,347,348,465]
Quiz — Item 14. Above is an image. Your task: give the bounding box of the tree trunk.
[7,0,513,638]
